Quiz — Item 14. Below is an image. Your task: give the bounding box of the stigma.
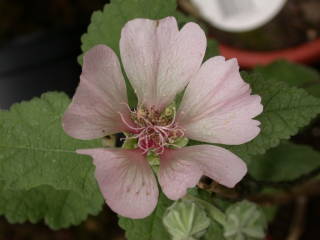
[120,104,185,155]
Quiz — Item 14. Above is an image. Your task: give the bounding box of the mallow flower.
[62,17,263,219]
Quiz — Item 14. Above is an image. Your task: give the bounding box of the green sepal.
[122,132,138,149]
[169,137,189,149]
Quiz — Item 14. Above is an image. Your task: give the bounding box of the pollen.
[120,105,184,155]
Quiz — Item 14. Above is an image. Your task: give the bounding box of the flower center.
[120,105,185,155]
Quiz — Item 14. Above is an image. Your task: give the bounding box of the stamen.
[154,126,169,139]
[143,118,153,127]
[118,112,144,131]
[161,111,177,128]
[176,128,185,137]
[119,105,185,155]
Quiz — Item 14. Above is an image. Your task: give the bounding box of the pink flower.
[62,17,263,219]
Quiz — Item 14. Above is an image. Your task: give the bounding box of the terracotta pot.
[218,37,320,68]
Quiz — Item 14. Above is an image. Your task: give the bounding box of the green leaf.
[255,60,320,97]
[0,181,102,230]
[228,72,320,157]
[80,0,177,62]
[202,221,225,240]
[249,142,320,182]
[0,92,100,194]
[261,205,278,223]
[172,11,197,28]
[118,192,173,240]
[0,92,104,228]
[204,39,220,61]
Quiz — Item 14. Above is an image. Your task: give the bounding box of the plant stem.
[249,180,320,205]
[286,197,307,240]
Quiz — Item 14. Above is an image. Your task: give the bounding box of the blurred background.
[0,0,107,109]
[0,0,320,239]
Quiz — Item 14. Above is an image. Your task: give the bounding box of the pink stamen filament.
[162,111,176,128]
[118,112,144,131]
[119,107,184,155]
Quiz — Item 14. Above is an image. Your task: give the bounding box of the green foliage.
[228,72,320,158]
[261,205,278,223]
[163,201,211,240]
[204,39,220,61]
[80,0,178,62]
[173,11,197,28]
[255,60,320,97]
[223,201,267,240]
[0,92,103,229]
[202,221,225,240]
[187,188,212,202]
[0,182,102,230]
[249,142,320,182]
[118,193,173,240]
[187,189,226,226]
[186,189,226,240]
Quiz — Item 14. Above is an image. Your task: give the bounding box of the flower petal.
[63,45,131,140]
[77,148,159,219]
[158,145,247,200]
[120,17,206,110]
[177,57,263,145]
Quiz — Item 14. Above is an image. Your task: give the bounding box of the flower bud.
[223,201,267,240]
[163,201,211,240]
